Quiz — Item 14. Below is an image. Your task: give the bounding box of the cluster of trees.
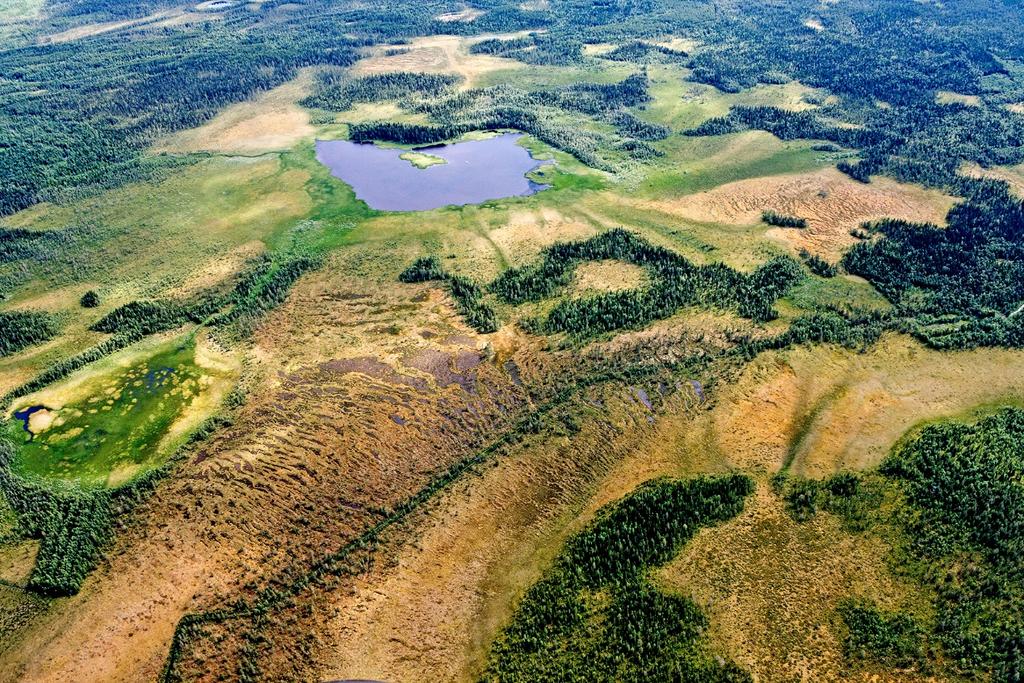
[602,41,689,65]
[800,250,838,278]
[773,470,881,531]
[762,210,807,229]
[693,102,1024,193]
[484,475,754,681]
[399,256,498,333]
[80,290,100,308]
[0,311,60,358]
[469,32,583,66]
[841,178,1024,349]
[301,71,461,112]
[90,299,218,337]
[837,600,927,670]
[777,408,1024,678]
[349,121,474,146]
[353,73,666,171]
[685,106,879,150]
[1,227,73,265]
[736,256,805,323]
[487,228,802,338]
[0,438,112,595]
[548,73,653,115]
[742,309,888,356]
[89,253,320,339]
[612,112,670,141]
[212,253,322,335]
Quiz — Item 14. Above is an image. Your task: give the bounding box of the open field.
[686,334,1024,477]
[0,0,42,22]
[353,35,527,88]
[154,70,317,155]
[641,167,956,258]
[659,483,931,682]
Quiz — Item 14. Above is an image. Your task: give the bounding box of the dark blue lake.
[314,133,552,211]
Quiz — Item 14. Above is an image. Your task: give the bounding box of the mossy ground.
[5,335,235,486]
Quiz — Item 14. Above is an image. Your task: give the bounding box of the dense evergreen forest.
[0,311,60,357]
[775,409,1024,679]
[484,475,755,681]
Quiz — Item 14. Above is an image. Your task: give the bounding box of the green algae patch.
[5,337,234,487]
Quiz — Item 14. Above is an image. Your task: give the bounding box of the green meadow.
[6,338,229,487]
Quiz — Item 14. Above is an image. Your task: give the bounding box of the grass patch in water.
[399,151,447,169]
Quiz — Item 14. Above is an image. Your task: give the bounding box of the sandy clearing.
[936,90,981,107]
[353,35,526,89]
[641,167,956,259]
[694,334,1024,477]
[962,161,1024,199]
[435,7,484,22]
[487,207,598,267]
[37,9,216,44]
[570,260,649,294]
[653,36,700,53]
[154,69,316,154]
[0,541,38,586]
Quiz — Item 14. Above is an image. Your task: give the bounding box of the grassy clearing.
[353,35,527,89]
[5,334,236,486]
[0,0,41,22]
[935,90,981,107]
[781,274,891,314]
[4,155,311,299]
[153,68,317,155]
[641,66,824,131]
[639,132,828,198]
[475,62,636,91]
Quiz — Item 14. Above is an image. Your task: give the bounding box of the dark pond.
[314,133,552,211]
[13,404,47,439]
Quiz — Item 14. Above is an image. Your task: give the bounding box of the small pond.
[314,133,552,211]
